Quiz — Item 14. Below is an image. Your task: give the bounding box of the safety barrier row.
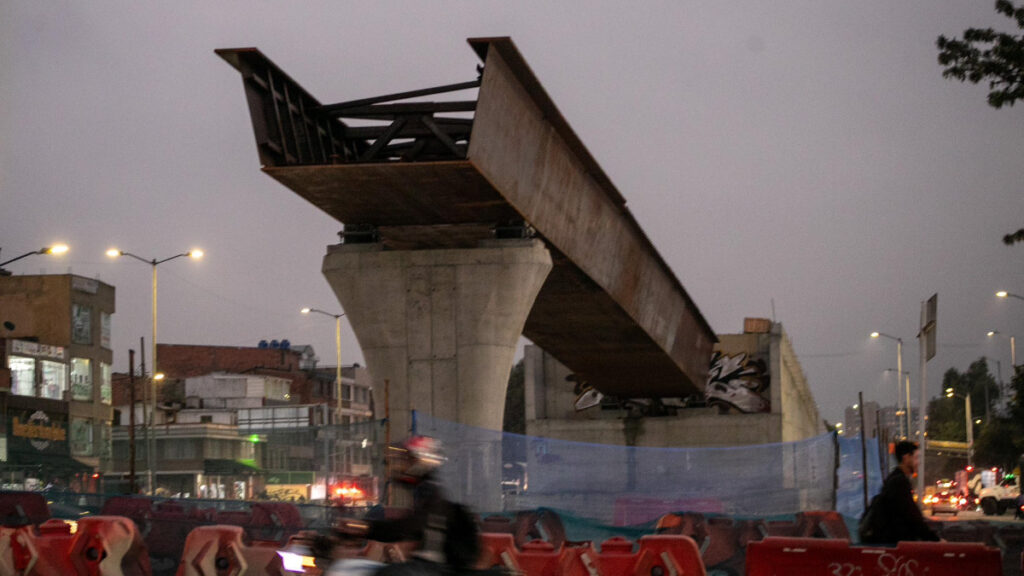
[0,515,150,576]
[478,533,707,576]
[745,536,1002,576]
[99,496,304,575]
[176,525,285,576]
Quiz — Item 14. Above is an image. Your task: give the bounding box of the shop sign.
[10,340,66,361]
[9,409,68,453]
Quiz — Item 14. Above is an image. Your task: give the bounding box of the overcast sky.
[2,2,1022,427]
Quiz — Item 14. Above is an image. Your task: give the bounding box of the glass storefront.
[9,357,35,396]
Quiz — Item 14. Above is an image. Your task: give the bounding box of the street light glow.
[300,307,312,314]
[188,249,203,259]
[46,244,69,255]
[106,248,121,258]
[997,291,1008,298]
[870,332,880,338]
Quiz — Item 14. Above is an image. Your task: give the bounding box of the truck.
[977,473,1020,516]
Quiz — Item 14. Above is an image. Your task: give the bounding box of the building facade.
[0,274,115,489]
[109,343,375,500]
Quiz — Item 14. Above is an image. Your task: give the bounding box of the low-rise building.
[0,274,115,490]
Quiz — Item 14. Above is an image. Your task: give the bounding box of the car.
[924,489,965,516]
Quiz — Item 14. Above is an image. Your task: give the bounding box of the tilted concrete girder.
[218,37,716,403]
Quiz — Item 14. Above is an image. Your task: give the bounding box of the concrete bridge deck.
[218,37,714,398]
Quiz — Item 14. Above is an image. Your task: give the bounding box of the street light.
[987,330,1016,369]
[0,244,69,271]
[301,307,346,421]
[996,290,1024,302]
[107,247,203,494]
[871,332,908,439]
[945,387,975,468]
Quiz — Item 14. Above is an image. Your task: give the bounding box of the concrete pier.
[322,238,552,435]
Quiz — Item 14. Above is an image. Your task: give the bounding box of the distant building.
[0,274,115,490]
[844,401,880,438]
[108,342,374,500]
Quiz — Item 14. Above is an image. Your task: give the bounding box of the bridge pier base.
[322,238,552,436]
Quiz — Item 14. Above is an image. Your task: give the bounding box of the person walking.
[859,440,940,545]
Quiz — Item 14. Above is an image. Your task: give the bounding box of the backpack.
[858,494,887,544]
[444,502,480,570]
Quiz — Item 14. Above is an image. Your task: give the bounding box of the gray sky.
[2,2,1022,427]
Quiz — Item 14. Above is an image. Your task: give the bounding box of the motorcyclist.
[337,436,479,575]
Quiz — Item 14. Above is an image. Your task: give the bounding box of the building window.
[70,418,93,456]
[70,358,92,401]
[40,360,67,400]
[100,363,112,404]
[8,357,35,396]
[200,415,213,424]
[343,384,352,401]
[71,304,92,345]
[101,312,112,349]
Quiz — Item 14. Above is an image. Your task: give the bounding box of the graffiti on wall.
[705,351,770,413]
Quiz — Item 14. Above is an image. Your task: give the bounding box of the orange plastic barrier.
[477,533,587,576]
[0,516,151,576]
[176,525,283,576]
[0,492,51,527]
[568,536,706,576]
[746,537,1001,576]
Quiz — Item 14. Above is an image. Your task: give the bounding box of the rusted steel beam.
[327,101,477,118]
[319,80,480,113]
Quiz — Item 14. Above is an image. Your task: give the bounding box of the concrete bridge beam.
[322,238,552,436]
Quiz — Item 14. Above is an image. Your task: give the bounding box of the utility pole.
[129,349,137,494]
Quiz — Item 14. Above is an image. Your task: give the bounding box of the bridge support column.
[322,238,552,435]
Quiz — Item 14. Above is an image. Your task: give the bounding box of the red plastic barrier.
[797,511,850,540]
[477,533,587,576]
[0,492,51,527]
[0,516,151,576]
[746,537,1001,576]
[568,536,706,576]
[176,525,283,576]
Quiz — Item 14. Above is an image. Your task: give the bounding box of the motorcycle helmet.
[390,435,446,481]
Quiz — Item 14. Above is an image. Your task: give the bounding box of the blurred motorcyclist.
[337,436,479,576]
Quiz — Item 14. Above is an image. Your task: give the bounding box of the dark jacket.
[365,477,479,569]
[862,468,940,545]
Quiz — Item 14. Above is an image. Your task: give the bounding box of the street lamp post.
[988,331,1017,369]
[302,307,346,484]
[996,290,1024,302]
[108,248,203,494]
[945,387,974,468]
[872,332,908,439]
[301,308,345,421]
[0,244,69,273]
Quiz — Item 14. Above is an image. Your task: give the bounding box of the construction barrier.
[746,537,1001,576]
[176,525,283,576]
[479,534,706,576]
[0,492,51,527]
[573,536,706,576]
[0,516,150,576]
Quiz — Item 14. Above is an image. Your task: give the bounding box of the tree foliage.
[971,366,1024,469]
[937,0,1024,109]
